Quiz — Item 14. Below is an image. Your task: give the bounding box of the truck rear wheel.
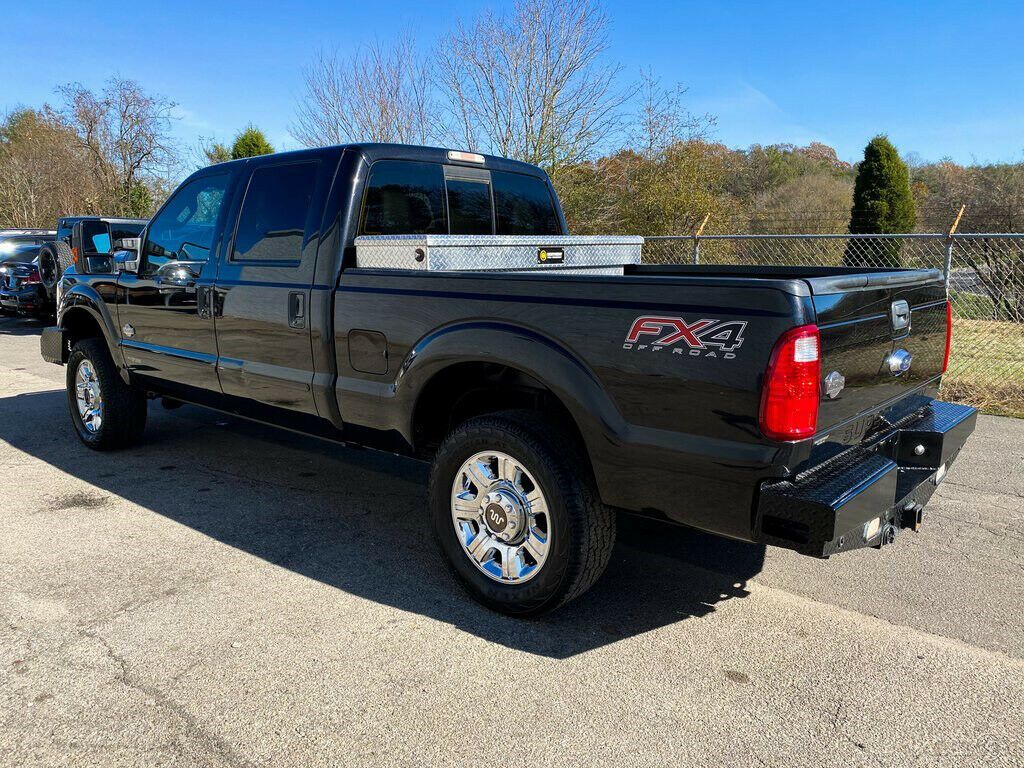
[429,410,615,616]
[66,338,147,450]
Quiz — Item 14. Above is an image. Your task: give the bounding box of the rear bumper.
[755,400,977,557]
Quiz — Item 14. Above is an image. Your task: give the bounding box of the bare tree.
[58,78,179,216]
[632,69,714,159]
[0,108,100,226]
[437,0,625,173]
[292,35,435,147]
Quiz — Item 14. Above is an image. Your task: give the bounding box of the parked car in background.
[0,229,56,317]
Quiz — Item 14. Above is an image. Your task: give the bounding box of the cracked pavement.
[1,314,1022,767]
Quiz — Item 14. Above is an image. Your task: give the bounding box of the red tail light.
[759,324,821,441]
[942,300,952,374]
[25,266,42,285]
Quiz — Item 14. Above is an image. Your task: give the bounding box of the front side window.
[360,161,446,235]
[143,173,229,274]
[233,162,318,263]
[493,171,561,235]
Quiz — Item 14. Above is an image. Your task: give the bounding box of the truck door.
[213,156,331,418]
[117,170,233,395]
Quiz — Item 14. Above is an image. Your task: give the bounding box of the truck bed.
[334,261,949,545]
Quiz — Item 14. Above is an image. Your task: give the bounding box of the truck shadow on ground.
[0,388,766,659]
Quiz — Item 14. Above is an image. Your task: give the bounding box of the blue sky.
[3,0,1022,165]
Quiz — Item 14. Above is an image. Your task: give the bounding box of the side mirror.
[113,249,140,275]
[78,220,113,256]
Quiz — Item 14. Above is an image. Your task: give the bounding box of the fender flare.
[59,284,122,368]
[390,321,629,469]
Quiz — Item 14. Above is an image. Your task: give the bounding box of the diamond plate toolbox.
[354,235,644,275]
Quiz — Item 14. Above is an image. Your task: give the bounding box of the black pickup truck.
[40,143,976,615]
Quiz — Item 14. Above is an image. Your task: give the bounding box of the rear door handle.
[288,291,306,329]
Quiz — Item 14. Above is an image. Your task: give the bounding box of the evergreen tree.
[128,182,153,217]
[845,135,916,267]
[231,127,274,159]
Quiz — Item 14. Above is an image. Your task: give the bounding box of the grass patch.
[949,290,997,320]
[943,318,1024,418]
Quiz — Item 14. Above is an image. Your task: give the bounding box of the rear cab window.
[493,171,560,235]
[359,159,562,237]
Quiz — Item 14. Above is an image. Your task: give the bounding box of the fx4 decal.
[623,316,748,359]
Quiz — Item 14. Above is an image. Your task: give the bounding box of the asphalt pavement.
[1,313,1022,767]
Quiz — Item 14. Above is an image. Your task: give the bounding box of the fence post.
[692,213,709,266]
[944,205,965,285]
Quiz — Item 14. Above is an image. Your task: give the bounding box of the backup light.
[447,150,485,164]
[759,324,821,441]
[863,517,882,542]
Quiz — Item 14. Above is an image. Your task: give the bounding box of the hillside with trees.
[2,0,1022,232]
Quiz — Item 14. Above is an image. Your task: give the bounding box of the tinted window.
[110,224,144,242]
[493,171,560,235]
[361,161,446,235]
[233,162,318,263]
[143,173,230,274]
[447,179,493,235]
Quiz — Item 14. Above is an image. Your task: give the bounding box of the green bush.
[231,127,274,159]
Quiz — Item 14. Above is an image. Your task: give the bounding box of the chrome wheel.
[75,359,103,433]
[451,451,551,584]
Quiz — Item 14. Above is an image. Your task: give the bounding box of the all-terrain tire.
[38,241,75,296]
[66,338,147,450]
[429,410,615,616]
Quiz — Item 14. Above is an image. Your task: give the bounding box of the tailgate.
[806,269,948,435]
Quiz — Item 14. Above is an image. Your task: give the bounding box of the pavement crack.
[86,630,259,768]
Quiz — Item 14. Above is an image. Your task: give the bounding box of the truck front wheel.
[429,411,615,616]
[66,338,147,450]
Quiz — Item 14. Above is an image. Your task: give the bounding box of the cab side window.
[232,162,318,263]
[142,173,229,275]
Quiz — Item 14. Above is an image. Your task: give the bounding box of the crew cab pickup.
[40,143,976,615]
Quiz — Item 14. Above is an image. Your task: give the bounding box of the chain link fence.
[643,234,1024,417]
